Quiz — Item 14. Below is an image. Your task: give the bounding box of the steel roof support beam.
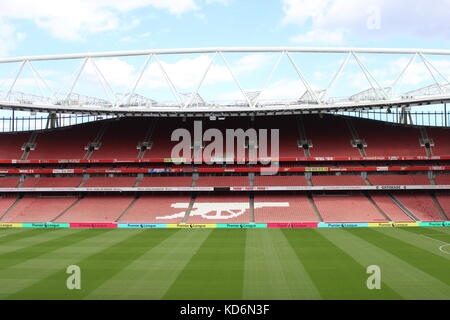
[127,54,153,105]
[67,58,88,104]
[5,60,26,100]
[219,52,254,108]
[419,53,444,94]
[184,52,217,109]
[286,52,321,105]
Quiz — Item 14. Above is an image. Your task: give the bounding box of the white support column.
[219,51,254,108]
[127,54,153,105]
[184,52,217,109]
[5,60,26,100]
[286,52,321,105]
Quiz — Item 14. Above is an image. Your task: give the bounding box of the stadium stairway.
[83,122,109,159]
[181,193,198,224]
[430,192,450,221]
[345,118,367,157]
[115,195,141,223]
[0,195,24,221]
[307,193,323,222]
[137,118,158,159]
[50,195,85,222]
[365,193,393,222]
[389,194,421,222]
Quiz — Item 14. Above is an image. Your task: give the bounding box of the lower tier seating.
[120,195,191,223]
[1,196,78,222]
[313,194,388,223]
[186,194,251,223]
[54,196,134,223]
[254,194,317,223]
[370,194,414,222]
[395,194,445,222]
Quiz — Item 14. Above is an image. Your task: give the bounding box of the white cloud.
[0,0,199,41]
[290,29,345,44]
[0,18,26,57]
[282,0,450,43]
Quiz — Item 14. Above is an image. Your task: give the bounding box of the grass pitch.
[0,227,449,300]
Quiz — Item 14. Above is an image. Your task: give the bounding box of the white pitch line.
[422,234,450,255]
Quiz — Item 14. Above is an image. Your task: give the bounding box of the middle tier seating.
[83,177,137,187]
[368,174,430,185]
[21,177,83,188]
[311,175,366,186]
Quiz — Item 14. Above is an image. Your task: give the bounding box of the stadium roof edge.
[2,47,450,63]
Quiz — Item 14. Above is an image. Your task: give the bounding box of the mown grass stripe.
[282,229,397,300]
[7,229,175,299]
[0,229,99,272]
[378,228,450,260]
[320,229,450,300]
[85,229,213,300]
[243,229,321,300]
[348,228,450,286]
[1,229,133,299]
[163,229,247,300]
[0,229,61,252]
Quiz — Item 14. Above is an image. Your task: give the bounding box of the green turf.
[0,227,449,300]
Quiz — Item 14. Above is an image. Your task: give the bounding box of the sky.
[0,0,449,115]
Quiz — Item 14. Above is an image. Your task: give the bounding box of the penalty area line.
[421,235,450,255]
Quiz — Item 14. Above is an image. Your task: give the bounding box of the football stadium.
[0,47,449,301]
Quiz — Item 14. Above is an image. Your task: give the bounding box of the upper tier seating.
[353,119,426,156]
[28,122,100,159]
[90,118,150,159]
[303,115,360,157]
[0,132,30,159]
[254,193,317,223]
[313,194,388,223]
[0,115,449,160]
[427,128,450,156]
